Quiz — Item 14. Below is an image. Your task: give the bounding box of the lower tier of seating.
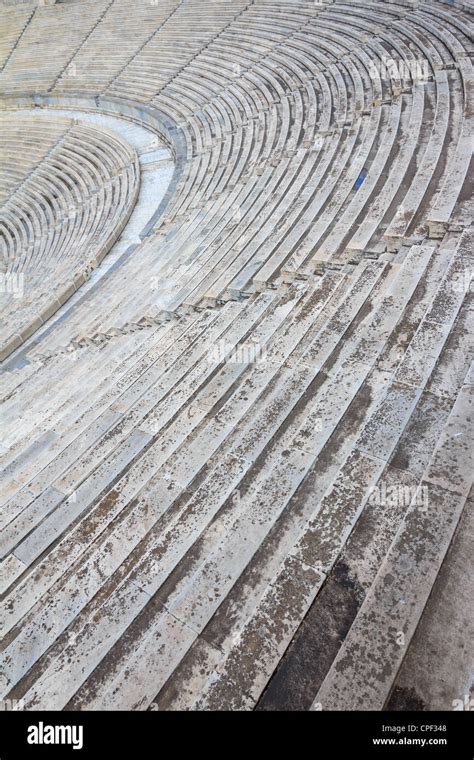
[0,228,472,710]
[0,112,140,362]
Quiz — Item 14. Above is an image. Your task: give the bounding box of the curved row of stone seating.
[0,114,140,361]
[0,0,472,712]
[1,0,469,371]
[0,225,471,709]
[0,115,69,204]
[385,484,473,711]
[0,0,468,348]
[49,1,473,319]
[1,0,470,330]
[127,4,465,305]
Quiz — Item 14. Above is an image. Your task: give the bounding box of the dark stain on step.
[386,685,427,711]
[255,561,365,711]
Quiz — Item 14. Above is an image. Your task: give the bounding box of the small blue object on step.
[355,168,368,189]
